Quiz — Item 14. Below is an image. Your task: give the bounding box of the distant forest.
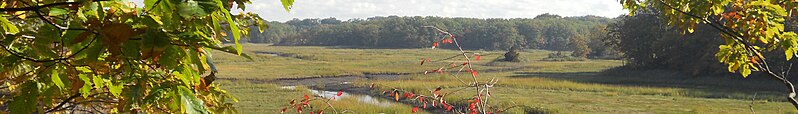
[238,14,616,58]
[235,13,798,77]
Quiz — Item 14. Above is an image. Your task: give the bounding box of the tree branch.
[0,2,80,12]
[45,93,82,113]
[0,34,97,63]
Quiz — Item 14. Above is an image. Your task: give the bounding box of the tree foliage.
[621,0,798,109]
[0,0,292,113]
[606,11,726,75]
[245,15,616,54]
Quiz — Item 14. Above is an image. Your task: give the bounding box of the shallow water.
[280,85,397,107]
[308,89,395,107]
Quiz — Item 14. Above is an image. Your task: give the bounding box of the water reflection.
[279,86,397,107]
[308,89,394,107]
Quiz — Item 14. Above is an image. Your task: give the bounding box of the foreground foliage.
[0,0,291,113]
[622,0,798,109]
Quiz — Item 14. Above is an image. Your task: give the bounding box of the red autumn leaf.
[432,42,439,48]
[446,105,453,111]
[337,90,343,96]
[475,54,481,61]
[304,94,310,100]
[412,106,419,113]
[470,69,478,77]
[423,102,428,109]
[419,96,424,102]
[297,106,303,113]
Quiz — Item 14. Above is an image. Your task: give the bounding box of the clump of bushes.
[543,52,586,61]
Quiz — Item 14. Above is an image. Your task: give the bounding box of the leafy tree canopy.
[0,0,292,113]
[621,0,798,109]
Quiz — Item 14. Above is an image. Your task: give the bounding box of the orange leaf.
[432,42,439,48]
[751,57,759,64]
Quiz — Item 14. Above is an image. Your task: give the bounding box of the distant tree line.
[237,14,617,58]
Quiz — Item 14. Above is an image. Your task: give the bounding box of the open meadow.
[212,44,796,113]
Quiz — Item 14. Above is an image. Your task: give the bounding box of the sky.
[132,0,627,22]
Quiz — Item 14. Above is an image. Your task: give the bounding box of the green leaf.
[160,45,182,68]
[740,66,752,78]
[79,74,93,98]
[177,0,217,18]
[215,1,243,55]
[51,68,65,90]
[280,0,294,12]
[93,75,105,92]
[9,82,38,114]
[179,86,209,114]
[108,82,123,97]
[49,7,68,16]
[206,45,252,60]
[0,16,19,34]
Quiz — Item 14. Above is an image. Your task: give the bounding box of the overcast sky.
[133,0,627,22]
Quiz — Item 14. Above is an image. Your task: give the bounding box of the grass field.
[212,44,797,113]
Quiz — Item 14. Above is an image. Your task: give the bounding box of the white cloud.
[131,0,627,22]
